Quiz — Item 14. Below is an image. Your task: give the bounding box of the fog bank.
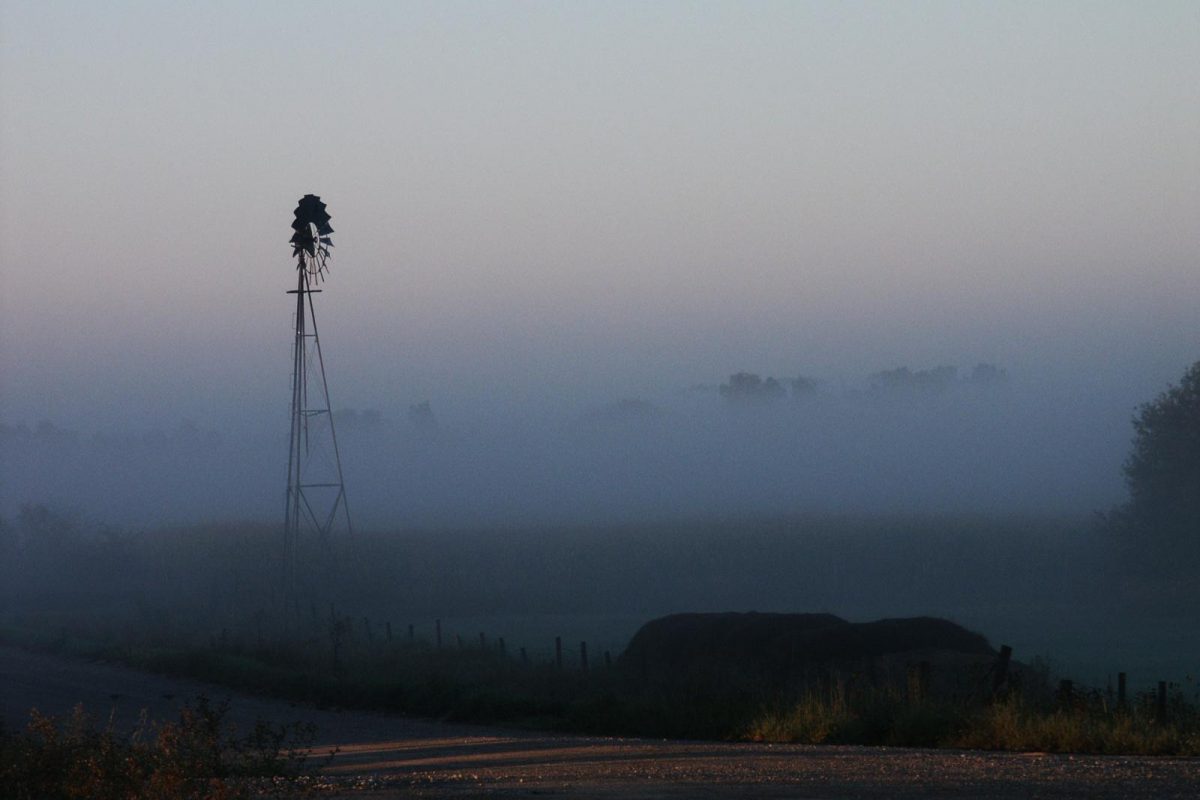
[1,364,1133,529]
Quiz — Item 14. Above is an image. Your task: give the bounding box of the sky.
[0,1,1197,524]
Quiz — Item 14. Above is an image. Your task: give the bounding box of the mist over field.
[0,362,1136,528]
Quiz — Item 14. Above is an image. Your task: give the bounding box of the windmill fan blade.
[291,194,333,264]
[296,195,330,220]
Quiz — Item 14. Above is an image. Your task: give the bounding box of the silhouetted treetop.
[1123,360,1200,530]
[720,372,786,403]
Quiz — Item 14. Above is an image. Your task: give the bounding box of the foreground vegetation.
[746,681,1200,755]
[0,696,316,800]
[3,609,1198,800]
[5,614,1199,759]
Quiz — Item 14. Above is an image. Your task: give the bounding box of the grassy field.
[3,508,1199,756]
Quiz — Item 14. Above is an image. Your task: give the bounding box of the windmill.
[283,194,351,604]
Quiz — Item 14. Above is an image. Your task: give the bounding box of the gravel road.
[3,645,1197,799]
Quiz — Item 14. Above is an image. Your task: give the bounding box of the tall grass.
[0,697,316,800]
[953,696,1200,755]
[745,681,1200,755]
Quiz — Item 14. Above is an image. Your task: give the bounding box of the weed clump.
[745,683,1200,755]
[0,696,316,800]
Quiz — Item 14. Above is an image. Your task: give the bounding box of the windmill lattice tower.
[283,194,352,604]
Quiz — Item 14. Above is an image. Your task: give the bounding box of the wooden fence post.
[992,645,1012,697]
[1058,679,1074,709]
[908,662,931,702]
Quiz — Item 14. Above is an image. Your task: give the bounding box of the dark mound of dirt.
[618,612,994,688]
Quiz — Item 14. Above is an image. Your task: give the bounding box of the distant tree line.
[717,363,1007,404]
[719,372,789,402]
[869,363,1007,393]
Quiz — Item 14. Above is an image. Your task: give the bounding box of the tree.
[1124,362,1200,528]
[719,372,786,403]
[1116,361,1200,575]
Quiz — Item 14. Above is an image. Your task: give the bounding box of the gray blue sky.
[1,1,1197,431]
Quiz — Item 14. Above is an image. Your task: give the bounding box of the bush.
[0,697,316,800]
